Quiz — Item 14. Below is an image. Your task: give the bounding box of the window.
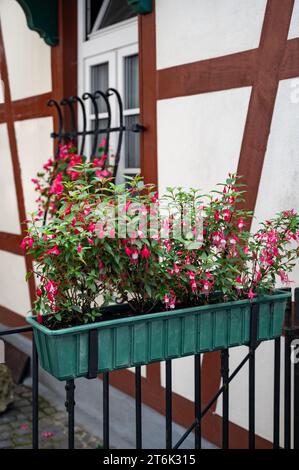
[79,1,139,182]
[123,54,140,176]
[86,0,136,38]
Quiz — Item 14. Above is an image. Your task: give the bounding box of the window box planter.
[27,289,290,381]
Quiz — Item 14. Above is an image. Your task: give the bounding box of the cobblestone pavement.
[0,384,102,449]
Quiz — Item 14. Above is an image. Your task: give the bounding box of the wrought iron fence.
[0,290,299,449]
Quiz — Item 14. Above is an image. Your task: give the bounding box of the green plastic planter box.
[27,290,290,381]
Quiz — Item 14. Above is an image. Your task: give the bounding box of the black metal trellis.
[48,88,145,178]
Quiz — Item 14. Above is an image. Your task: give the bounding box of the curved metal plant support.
[48,88,144,179]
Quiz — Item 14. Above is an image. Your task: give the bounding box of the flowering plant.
[32,139,113,219]
[23,152,299,329]
[159,176,299,308]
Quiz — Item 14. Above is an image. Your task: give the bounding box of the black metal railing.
[0,290,299,449]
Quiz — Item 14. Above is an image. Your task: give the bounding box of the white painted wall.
[0,250,31,316]
[0,124,20,233]
[156,0,267,69]
[15,117,53,215]
[0,0,51,100]
[157,87,251,194]
[288,0,299,39]
[253,77,299,289]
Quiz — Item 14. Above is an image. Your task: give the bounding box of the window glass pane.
[125,115,140,169]
[124,54,139,110]
[90,62,109,113]
[86,0,105,36]
[100,0,136,29]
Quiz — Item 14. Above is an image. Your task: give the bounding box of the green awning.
[16,0,58,46]
[16,0,152,48]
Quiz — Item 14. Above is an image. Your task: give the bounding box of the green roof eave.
[16,0,58,47]
[127,0,152,15]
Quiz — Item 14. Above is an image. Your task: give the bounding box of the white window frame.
[77,0,139,179]
[117,43,140,178]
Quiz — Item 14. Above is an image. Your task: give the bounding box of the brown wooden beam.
[237,0,295,215]
[158,49,258,101]
[0,232,23,255]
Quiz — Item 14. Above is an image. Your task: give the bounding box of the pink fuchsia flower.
[223,208,232,222]
[46,246,61,256]
[280,270,292,286]
[243,246,250,255]
[163,240,172,253]
[45,280,57,294]
[235,276,244,289]
[87,237,94,245]
[93,155,107,168]
[99,169,112,178]
[49,173,64,195]
[58,142,73,160]
[122,200,132,213]
[164,292,176,309]
[191,280,197,293]
[247,289,256,301]
[36,287,42,297]
[173,263,180,274]
[131,250,139,261]
[141,246,151,259]
[41,431,54,439]
[150,192,159,203]
[99,137,107,148]
[19,423,29,431]
[43,158,53,171]
[88,222,96,233]
[77,244,82,253]
[66,154,83,180]
[229,236,239,245]
[21,237,34,250]
[64,203,72,216]
[214,210,219,223]
[124,245,132,257]
[237,219,245,230]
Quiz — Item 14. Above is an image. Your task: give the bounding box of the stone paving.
[0,384,102,449]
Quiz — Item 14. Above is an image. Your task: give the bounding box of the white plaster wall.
[156,0,267,69]
[0,250,31,316]
[157,87,251,195]
[15,117,53,215]
[252,77,299,289]
[0,75,4,103]
[161,356,195,402]
[0,0,51,101]
[288,0,299,39]
[0,123,20,233]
